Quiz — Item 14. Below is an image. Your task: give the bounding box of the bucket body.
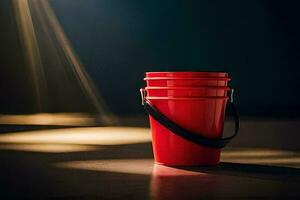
[146,72,228,78]
[145,77,230,87]
[146,86,229,97]
[147,97,228,166]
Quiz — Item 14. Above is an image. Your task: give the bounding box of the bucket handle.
[140,88,239,148]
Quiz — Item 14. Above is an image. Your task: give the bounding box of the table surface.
[0,126,299,199]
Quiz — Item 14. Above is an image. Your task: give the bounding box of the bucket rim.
[145,86,230,90]
[145,71,228,77]
[144,77,231,81]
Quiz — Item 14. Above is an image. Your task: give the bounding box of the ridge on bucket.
[144,77,230,87]
[145,86,230,97]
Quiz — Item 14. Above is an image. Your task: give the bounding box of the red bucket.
[144,77,230,87]
[140,71,239,166]
[146,72,229,78]
[145,86,230,97]
[146,96,228,166]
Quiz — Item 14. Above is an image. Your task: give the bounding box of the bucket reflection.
[150,164,223,199]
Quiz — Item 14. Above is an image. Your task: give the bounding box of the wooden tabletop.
[0,127,299,199]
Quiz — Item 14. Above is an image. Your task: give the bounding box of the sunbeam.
[12,0,116,124]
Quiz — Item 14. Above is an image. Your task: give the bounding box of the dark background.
[0,0,300,116]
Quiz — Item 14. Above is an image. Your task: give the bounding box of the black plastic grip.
[143,98,239,149]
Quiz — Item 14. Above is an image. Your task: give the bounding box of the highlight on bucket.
[140,72,240,166]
